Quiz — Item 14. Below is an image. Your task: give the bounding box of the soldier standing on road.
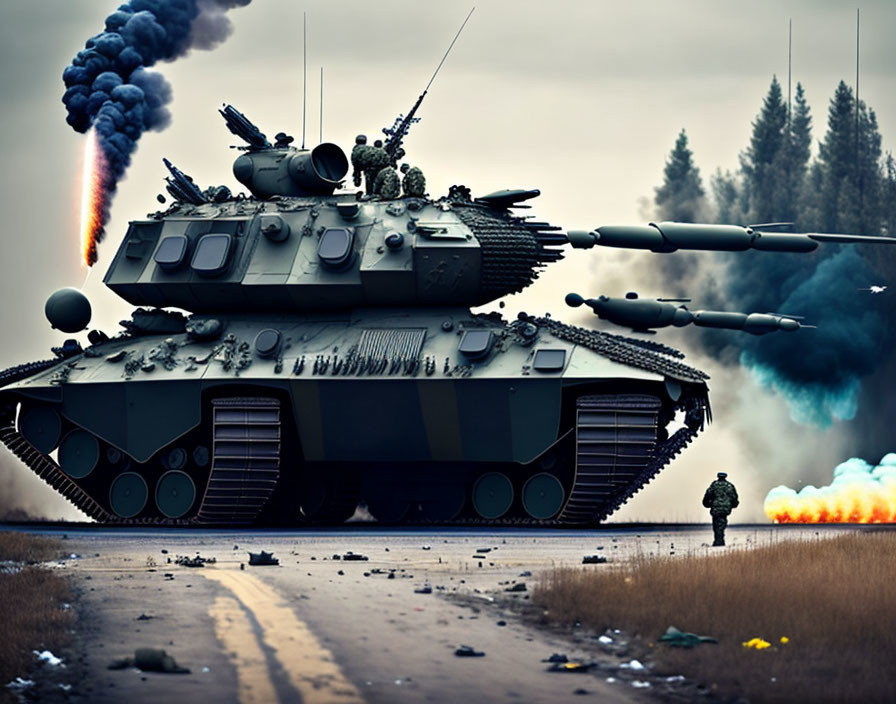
[702,472,738,546]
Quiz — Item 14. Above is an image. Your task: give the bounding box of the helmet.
[717,472,727,479]
[355,134,367,145]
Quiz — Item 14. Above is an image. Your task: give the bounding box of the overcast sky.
[1,1,894,521]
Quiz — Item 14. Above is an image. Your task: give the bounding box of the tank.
[2,100,893,526]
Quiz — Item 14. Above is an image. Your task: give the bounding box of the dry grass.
[535,532,896,704]
[0,534,72,703]
[0,532,64,563]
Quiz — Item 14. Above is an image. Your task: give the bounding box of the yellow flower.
[742,637,772,650]
[780,636,790,644]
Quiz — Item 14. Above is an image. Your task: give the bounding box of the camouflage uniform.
[357,143,391,195]
[702,473,738,546]
[401,164,426,197]
[350,135,369,188]
[374,167,401,199]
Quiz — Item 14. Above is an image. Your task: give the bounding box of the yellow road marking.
[208,596,279,704]
[202,568,364,704]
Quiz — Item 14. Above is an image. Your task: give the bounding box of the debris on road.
[542,653,569,663]
[454,645,485,657]
[620,659,645,670]
[5,677,35,692]
[33,650,63,667]
[136,614,154,621]
[548,661,597,673]
[342,552,369,561]
[175,554,216,568]
[248,551,279,566]
[108,648,190,674]
[505,582,527,593]
[475,548,492,554]
[414,585,432,594]
[582,555,607,564]
[659,626,719,648]
[518,570,532,577]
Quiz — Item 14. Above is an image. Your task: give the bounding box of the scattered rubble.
[659,626,718,648]
[174,554,216,568]
[108,648,190,674]
[582,555,607,564]
[248,551,279,566]
[454,645,485,657]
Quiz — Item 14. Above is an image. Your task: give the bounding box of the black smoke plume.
[62,0,251,264]
[684,245,895,435]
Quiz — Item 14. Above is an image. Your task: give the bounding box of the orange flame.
[79,129,107,267]
[764,455,896,523]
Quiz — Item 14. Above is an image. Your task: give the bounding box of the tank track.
[195,397,282,524]
[0,406,111,522]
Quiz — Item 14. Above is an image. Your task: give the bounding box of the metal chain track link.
[195,397,281,524]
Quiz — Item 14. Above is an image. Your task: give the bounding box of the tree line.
[654,76,896,237]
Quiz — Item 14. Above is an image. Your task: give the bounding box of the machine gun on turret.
[381,8,475,165]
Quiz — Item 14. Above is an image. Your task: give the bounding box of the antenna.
[855,7,861,215]
[787,18,792,127]
[320,66,323,144]
[302,11,307,150]
[425,7,475,93]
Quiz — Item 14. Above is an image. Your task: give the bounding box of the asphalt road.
[8,524,859,703]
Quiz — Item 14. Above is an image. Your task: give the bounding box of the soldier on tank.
[354,139,390,195]
[400,163,426,197]
[350,134,369,188]
[702,472,739,546]
[374,167,401,199]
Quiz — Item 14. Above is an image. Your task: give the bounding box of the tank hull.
[0,310,709,525]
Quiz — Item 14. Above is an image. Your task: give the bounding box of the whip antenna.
[426,7,475,93]
[302,11,307,149]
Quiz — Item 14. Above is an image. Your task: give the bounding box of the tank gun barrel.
[566,292,808,335]
[162,158,207,205]
[566,222,896,254]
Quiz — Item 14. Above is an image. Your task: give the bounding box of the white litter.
[631,680,651,688]
[59,683,73,692]
[6,678,35,691]
[33,650,63,667]
[621,659,644,670]
[666,675,685,683]
[605,677,617,684]
[598,635,613,644]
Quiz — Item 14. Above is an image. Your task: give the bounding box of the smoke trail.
[765,453,896,523]
[62,0,251,265]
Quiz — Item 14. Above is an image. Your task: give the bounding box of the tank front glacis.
[0,121,711,527]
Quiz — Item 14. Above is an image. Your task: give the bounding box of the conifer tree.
[654,129,706,222]
[741,77,788,223]
[815,81,883,233]
[775,82,812,225]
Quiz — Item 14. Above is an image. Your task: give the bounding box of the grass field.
[0,533,72,704]
[535,531,896,704]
